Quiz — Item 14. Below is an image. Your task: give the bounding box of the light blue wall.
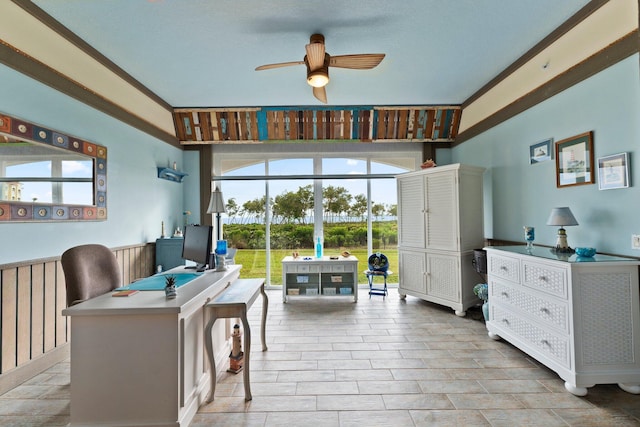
[0,65,189,264]
[454,55,640,257]
[183,150,202,226]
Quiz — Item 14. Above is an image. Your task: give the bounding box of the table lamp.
[206,187,226,241]
[546,207,578,253]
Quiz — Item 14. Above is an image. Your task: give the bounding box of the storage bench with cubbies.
[281,256,358,302]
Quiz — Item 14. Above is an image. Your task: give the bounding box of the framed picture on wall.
[555,131,595,188]
[529,138,553,164]
[597,152,629,190]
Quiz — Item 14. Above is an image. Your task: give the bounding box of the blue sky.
[6,159,93,204]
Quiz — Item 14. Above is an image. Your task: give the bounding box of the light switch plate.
[632,234,640,250]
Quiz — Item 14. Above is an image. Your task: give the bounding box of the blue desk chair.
[365,253,392,299]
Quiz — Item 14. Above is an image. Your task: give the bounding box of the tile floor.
[2,288,640,426]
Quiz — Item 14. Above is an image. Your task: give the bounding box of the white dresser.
[485,246,640,396]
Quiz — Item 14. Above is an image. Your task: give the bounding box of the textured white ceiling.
[32,0,591,107]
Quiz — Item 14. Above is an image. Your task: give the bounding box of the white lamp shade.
[206,188,225,214]
[546,207,578,227]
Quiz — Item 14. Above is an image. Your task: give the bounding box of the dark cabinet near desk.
[156,238,184,271]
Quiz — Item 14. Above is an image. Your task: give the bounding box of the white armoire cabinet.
[396,163,485,316]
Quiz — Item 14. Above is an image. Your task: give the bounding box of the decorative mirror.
[0,112,107,222]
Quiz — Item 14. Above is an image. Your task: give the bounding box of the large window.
[214,143,420,287]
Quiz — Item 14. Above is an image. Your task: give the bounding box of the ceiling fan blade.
[305,42,326,71]
[255,61,305,71]
[329,54,385,69]
[313,86,327,104]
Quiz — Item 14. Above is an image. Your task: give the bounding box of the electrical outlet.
[632,235,640,250]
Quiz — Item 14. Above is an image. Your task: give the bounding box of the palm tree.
[225,198,240,224]
[242,196,268,224]
[323,185,352,222]
[372,202,385,221]
[349,194,367,221]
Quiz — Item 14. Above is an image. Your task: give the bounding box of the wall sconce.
[546,207,578,253]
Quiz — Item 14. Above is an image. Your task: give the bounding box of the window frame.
[211,142,422,286]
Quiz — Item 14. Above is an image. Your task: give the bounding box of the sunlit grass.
[234,248,398,285]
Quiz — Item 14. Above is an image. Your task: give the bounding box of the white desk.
[62,265,241,427]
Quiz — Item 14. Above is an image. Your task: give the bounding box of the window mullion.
[313,157,323,244]
[51,159,63,204]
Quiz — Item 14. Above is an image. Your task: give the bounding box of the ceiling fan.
[255,34,385,104]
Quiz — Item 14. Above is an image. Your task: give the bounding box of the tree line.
[224,184,397,225]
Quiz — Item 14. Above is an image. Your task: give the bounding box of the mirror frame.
[0,112,107,222]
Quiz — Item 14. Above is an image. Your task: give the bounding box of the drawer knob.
[540,307,550,314]
[500,266,508,271]
[501,291,509,297]
[539,276,548,282]
[501,318,510,324]
[540,339,550,347]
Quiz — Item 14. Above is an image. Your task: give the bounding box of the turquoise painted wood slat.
[351,109,359,140]
[182,116,193,137]
[442,109,453,139]
[416,110,426,139]
[257,110,268,140]
[433,109,442,139]
[371,110,379,140]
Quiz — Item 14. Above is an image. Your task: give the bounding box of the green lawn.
[233,248,398,285]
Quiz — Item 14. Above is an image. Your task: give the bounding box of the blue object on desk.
[215,240,228,255]
[575,247,596,257]
[117,272,203,291]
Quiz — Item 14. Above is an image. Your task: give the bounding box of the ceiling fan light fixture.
[255,33,385,102]
[307,70,329,88]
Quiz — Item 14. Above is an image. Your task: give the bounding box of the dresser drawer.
[522,260,568,299]
[322,264,345,273]
[491,304,570,369]
[490,280,569,334]
[284,264,307,273]
[488,253,520,283]
[284,263,320,273]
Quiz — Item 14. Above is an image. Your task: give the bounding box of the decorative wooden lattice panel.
[173,106,461,144]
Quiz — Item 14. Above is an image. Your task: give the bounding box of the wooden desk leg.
[240,309,252,401]
[204,315,218,403]
[260,284,268,352]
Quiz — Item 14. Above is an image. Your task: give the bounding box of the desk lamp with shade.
[206,187,227,269]
[546,207,578,253]
[206,187,226,241]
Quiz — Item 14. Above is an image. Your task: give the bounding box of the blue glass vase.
[524,226,535,250]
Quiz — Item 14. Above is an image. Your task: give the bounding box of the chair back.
[61,244,122,306]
